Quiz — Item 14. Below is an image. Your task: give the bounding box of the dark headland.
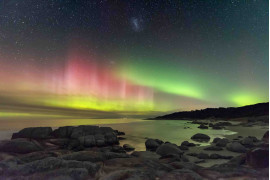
[149,102,269,120]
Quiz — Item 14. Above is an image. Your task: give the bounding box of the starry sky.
[0,0,268,118]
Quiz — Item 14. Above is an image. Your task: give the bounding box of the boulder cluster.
[0,126,268,180]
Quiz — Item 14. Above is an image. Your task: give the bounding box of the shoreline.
[0,118,268,179]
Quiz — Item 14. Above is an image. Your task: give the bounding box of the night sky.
[0,0,268,118]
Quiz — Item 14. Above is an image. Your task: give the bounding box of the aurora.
[0,0,268,118]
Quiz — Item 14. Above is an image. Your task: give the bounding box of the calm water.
[0,118,237,151]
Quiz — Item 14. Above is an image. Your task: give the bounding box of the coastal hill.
[149,102,269,120]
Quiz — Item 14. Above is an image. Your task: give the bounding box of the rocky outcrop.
[12,127,52,139]
[0,139,43,154]
[0,126,269,179]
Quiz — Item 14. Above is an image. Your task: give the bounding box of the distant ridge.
[149,102,269,120]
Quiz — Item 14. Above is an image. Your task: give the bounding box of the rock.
[0,139,43,154]
[169,162,200,171]
[100,127,114,134]
[159,153,181,162]
[194,159,205,164]
[212,125,223,130]
[181,155,190,162]
[12,127,52,139]
[104,132,118,145]
[145,139,162,151]
[191,133,210,142]
[186,153,198,157]
[111,146,126,153]
[67,139,80,150]
[262,131,269,143]
[3,157,100,178]
[62,151,106,162]
[114,130,125,136]
[156,143,183,157]
[212,138,221,143]
[84,135,96,147]
[241,137,254,147]
[118,137,126,140]
[246,148,269,168]
[197,153,209,159]
[99,169,156,180]
[16,151,59,164]
[123,144,135,151]
[209,153,233,160]
[160,169,203,180]
[179,145,189,150]
[35,168,89,180]
[204,146,223,151]
[198,124,208,129]
[94,134,106,147]
[215,122,232,126]
[209,153,221,159]
[216,138,229,147]
[104,152,131,159]
[51,126,74,138]
[47,138,70,147]
[69,126,84,139]
[226,142,247,153]
[70,125,102,139]
[131,151,161,160]
[181,141,195,147]
[61,151,130,162]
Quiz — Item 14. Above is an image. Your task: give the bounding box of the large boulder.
[145,139,163,151]
[246,148,269,168]
[78,135,96,147]
[181,141,195,147]
[226,142,247,153]
[104,132,118,145]
[52,126,74,138]
[191,133,210,142]
[70,126,100,139]
[216,138,229,147]
[156,143,183,157]
[12,127,52,139]
[0,139,43,154]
